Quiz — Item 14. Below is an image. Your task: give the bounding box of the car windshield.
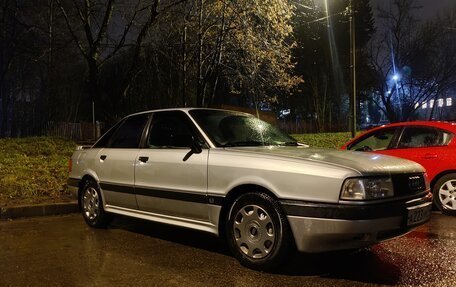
[189,110,298,147]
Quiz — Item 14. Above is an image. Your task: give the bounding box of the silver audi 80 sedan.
[68,108,432,270]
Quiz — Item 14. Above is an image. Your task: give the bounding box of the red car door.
[385,126,450,180]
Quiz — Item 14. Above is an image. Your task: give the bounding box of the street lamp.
[305,1,357,137]
[349,0,356,138]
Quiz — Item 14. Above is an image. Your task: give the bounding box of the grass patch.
[0,137,76,207]
[292,132,354,149]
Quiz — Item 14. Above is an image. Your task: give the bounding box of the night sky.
[371,0,456,20]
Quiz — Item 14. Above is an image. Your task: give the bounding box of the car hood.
[225,146,424,175]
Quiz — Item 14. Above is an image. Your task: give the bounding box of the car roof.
[368,121,456,133]
[127,107,251,118]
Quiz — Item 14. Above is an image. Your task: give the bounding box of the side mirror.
[190,137,203,154]
[183,137,203,161]
[355,145,373,152]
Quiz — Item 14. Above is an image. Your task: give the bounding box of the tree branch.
[56,0,88,59]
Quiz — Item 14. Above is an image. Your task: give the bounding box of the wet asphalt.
[0,212,455,287]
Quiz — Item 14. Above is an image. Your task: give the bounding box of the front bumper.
[281,192,432,253]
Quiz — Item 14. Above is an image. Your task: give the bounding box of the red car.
[341,121,456,216]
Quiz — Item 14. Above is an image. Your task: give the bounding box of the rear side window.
[348,128,399,151]
[397,127,453,148]
[93,121,122,148]
[107,114,150,148]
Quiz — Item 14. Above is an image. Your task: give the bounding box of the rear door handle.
[138,156,149,163]
[100,155,107,161]
[422,153,438,159]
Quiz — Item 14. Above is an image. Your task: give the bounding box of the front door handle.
[422,153,438,159]
[100,155,107,161]
[138,156,149,163]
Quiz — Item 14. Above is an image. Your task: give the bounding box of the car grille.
[391,173,426,197]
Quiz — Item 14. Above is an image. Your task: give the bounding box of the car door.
[94,113,150,209]
[134,111,210,221]
[386,126,451,180]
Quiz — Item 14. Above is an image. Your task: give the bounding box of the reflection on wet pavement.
[0,212,454,286]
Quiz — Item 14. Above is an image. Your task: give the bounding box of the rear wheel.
[433,173,456,216]
[225,192,293,271]
[80,180,112,227]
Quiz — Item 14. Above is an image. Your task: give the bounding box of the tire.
[432,173,456,216]
[80,179,112,227]
[225,192,294,271]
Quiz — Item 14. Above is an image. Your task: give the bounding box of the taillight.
[68,159,72,173]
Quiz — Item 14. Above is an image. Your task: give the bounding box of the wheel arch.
[77,174,100,210]
[217,184,281,239]
[430,170,456,189]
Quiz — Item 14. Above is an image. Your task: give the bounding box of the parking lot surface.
[1,213,455,286]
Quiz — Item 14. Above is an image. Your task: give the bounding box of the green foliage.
[292,132,353,149]
[0,137,76,206]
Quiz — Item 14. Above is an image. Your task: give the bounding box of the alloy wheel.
[439,179,456,210]
[83,187,100,220]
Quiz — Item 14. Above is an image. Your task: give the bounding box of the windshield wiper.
[221,141,299,147]
[221,140,265,147]
[280,142,299,146]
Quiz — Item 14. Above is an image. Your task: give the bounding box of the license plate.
[407,203,432,227]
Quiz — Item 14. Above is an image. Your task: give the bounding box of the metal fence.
[43,121,103,142]
[277,120,348,134]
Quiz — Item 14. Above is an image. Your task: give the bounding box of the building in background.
[415,90,455,121]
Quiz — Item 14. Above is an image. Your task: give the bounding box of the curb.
[0,201,79,220]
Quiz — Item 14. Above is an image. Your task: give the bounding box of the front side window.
[397,127,452,148]
[189,109,297,147]
[349,128,399,151]
[108,114,150,148]
[147,111,199,148]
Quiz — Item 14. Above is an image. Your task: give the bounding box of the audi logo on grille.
[409,176,423,191]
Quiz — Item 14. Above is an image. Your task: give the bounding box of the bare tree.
[0,0,21,136]
[369,0,456,122]
[56,0,191,118]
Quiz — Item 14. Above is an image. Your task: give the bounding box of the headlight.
[340,177,394,200]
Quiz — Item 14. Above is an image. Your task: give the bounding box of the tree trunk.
[196,0,204,107]
[181,17,187,107]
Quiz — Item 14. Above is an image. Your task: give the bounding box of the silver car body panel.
[134,148,209,221]
[207,148,355,203]
[207,146,423,203]
[104,204,220,235]
[223,146,424,176]
[287,198,433,252]
[287,215,404,252]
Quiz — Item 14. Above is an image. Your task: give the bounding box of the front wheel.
[225,192,294,271]
[433,173,456,216]
[80,180,112,227]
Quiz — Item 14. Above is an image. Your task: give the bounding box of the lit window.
[429,99,434,108]
[447,97,452,107]
[422,102,427,109]
[438,99,444,107]
[415,103,420,109]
